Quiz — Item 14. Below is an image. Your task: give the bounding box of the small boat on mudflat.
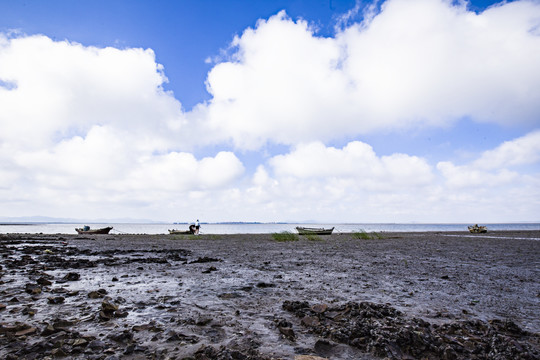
[75,226,113,234]
[468,224,487,233]
[169,225,197,235]
[296,226,334,235]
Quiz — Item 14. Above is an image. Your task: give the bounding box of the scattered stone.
[47,296,65,304]
[284,300,540,360]
[256,281,276,288]
[218,292,242,299]
[25,283,42,295]
[62,272,80,281]
[108,330,134,344]
[37,277,53,286]
[21,306,35,316]
[88,339,106,350]
[301,316,320,327]
[202,266,217,273]
[88,289,108,299]
[311,304,328,314]
[101,300,119,313]
[15,326,37,337]
[190,256,222,264]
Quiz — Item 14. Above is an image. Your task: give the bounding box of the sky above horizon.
[1,0,539,223]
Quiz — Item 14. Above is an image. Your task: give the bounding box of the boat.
[169,225,197,235]
[468,224,487,233]
[75,226,113,234]
[296,226,334,235]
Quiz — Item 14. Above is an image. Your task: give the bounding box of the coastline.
[1,231,539,359]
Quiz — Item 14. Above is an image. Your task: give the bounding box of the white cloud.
[0,34,245,220]
[269,141,433,189]
[472,130,540,169]
[235,135,540,222]
[200,0,540,149]
[0,34,186,151]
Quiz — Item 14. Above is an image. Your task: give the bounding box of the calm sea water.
[0,223,539,235]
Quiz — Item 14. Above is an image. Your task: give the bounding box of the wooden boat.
[296,226,334,235]
[75,226,113,234]
[468,224,487,233]
[169,225,197,235]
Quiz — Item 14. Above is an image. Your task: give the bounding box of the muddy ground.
[1,231,539,359]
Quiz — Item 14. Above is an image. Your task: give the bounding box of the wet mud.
[1,231,539,359]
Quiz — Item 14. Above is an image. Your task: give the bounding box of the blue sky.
[1,0,539,223]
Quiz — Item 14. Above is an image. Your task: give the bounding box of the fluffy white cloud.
[201,0,540,149]
[0,34,245,219]
[235,134,540,222]
[438,130,540,188]
[472,130,540,169]
[0,34,186,151]
[269,141,433,188]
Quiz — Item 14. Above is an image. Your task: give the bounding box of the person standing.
[195,219,200,235]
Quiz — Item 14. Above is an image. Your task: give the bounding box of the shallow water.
[1,222,539,235]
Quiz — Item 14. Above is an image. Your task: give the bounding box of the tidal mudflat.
[1,231,539,359]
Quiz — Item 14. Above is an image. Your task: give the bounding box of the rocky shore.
[1,231,539,359]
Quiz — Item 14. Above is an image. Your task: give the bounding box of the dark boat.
[296,226,334,235]
[75,226,113,234]
[468,224,487,233]
[169,225,197,235]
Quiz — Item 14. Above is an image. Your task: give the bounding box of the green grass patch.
[272,231,299,242]
[352,230,383,240]
[303,233,322,241]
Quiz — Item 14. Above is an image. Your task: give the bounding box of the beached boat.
[296,226,334,235]
[75,226,113,234]
[468,224,487,233]
[169,225,197,235]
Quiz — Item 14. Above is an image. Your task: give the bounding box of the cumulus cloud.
[438,130,540,188]
[0,34,186,151]
[0,34,245,219]
[269,141,433,188]
[434,134,540,221]
[472,130,540,169]
[235,134,540,222]
[200,0,540,149]
[238,141,438,221]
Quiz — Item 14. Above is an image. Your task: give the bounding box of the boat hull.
[468,225,487,233]
[75,226,113,235]
[169,224,197,235]
[296,226,334,235]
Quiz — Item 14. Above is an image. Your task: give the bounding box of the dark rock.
[88,289,107,299]
[190,256,222,264]
[25,283,42,295]
[108,330,133,344]
[62,272,80,281]
[88,339,106,350]
[256,282,276,288]
[37,277,53,286]
[101,300,118,313]
[314,339,336,357]
[47,296,65,304]
[202,266,217,273]
[279,326,295,341]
